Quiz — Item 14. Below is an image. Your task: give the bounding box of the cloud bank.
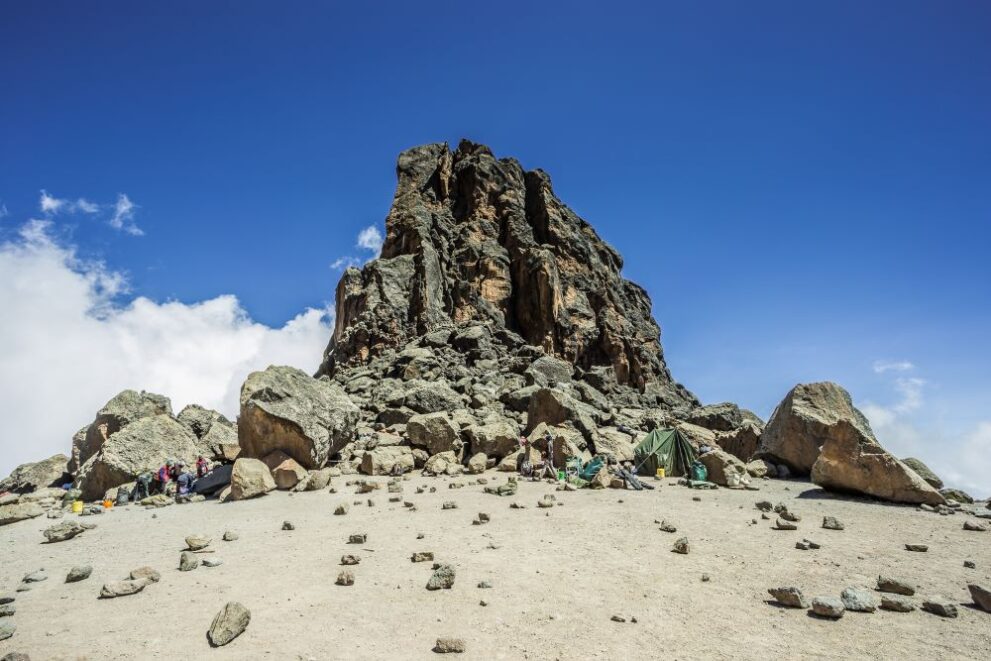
[0,220,332,476]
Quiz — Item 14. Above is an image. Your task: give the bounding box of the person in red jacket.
[195,455,209,478]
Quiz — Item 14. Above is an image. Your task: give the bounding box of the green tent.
[633,428,697,477]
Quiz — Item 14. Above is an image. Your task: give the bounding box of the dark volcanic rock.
[317,140,696,410]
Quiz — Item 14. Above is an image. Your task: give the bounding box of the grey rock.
[340,555,360,566]
[130,567,161,582]
[43,521,86,543]
[427,564,456,590]
[810,596,845,619]
[348,533,367,544]
[0,605,14,618]
[202,558,223,568]
[0,621,15,641]
[66,565,93,583]
[822,516,844,530]
[0,502,45,527]
[70,389,172,474]
[282,521,295,531]
[904,544,928,552]
[963,520,987,532]
[877,576,915,596]
[921,597,958,618]
[774,518,798,531]
[0,454,68,494]
[208,601,251,647]
[901,457,943,489]
[185,534,212,550]
[672,537,690,554]
[841,587,878,613]
[967,583,991,612]
[433,637,466,654]
[880,595,915,612]
[768,587,808,608]
[336,570,354,586]
[223,530,239,542]
[179,551,199,571]
[100,578,150,598]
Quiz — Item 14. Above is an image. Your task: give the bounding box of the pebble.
[964,560,976,569]
[129,567,161,583]
[341,555,360,566]
[427,565,456,590]
[434,637,465,654]
[179,551,200,572]
[774,518,797,531]
[822,516,845,530]
[967,584,991,612]
[672,537,690,554]
[222,530,239,542]
[282,521,295,531]
[185,535,211,551]
[202,558,224,568]
[334,503,349,515]
[411,552,434,563]
[904,544,928,552]
[442,501,458,510]
[336,570,355,586]
[348,533,367,544]
[0,621,15,641]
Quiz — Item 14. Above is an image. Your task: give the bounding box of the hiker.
[153,460,174,494]
[536,451,557,480]
[133,472,152,500]
[517,435,531,475]
[196,455,209,478]
[175,469,194,500]
[544,432,555,469]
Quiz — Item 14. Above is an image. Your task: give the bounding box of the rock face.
[0,454,69,493]
[317,140,695,410]
[75,414,209,501]
[757,382,873,474]
[238,366,360,469]
[69,390,172,473]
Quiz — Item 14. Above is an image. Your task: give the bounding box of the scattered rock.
[433,637,466,654]
[202,558,223,568]
[442,501,458,510]
[334,503,350,515]
[964,560,976,569]
[810,596,845,619]
[880,595,916,612]
[841,587,878,613]
[904,544,928,552]
[963,521,987,532]
[821,516,844,530]
[336,570,354,586]
[129,567,160,583]
[99,578,150,598]
[0,621,15,641]
[282,521,295,531]
[207,601,251,647]
[477,581,492,589]
[876,576,914,596]
[66,565,93,583]
[775,518,798,531]
[43,521,87,543]
[967,584,991,612]
[348,533,367,544]
[179,551,200,572]
[427,564,456,590]
[223,530,239,542]
[672,537,690,554]
[610,615,626,623]
[0,605,14,618]
[768,587,808,608]
[921,597,958,618]
[340,555,360,566]
[185,535,211,551]
[229,458,277,501]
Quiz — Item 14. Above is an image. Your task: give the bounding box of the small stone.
[179,551,200,572]
[841,587,878,612]
[477,512,490,523]
[0,621,15,641]
[672,537,690,554]
[822,516,844,530]
[610,615,626,623]
[964,560,976,569]
[921,597,958,618]
[427,564,456,590]
[185,535,211,551]
[202,558,224,568]
[779,510,801,523]
[348,533,367,544]
[100,578,150,598]
[22,570,47,584]
[701,574,710,582]
[477,580,492,589]
[207,601,251,647]
[43,521,86,543]
[811,596,845,619]
[755,501,773,512]
[1,651,28,660]
[334,503,349,515]
[222,531,239,542]
[967,584,991,612]
[963,521,987,532]
[433,637,465,654]
[510,502,526,509]
[905,544,928,552]
[367,499,375,507]
[66,565,93,583]
[880,595,916,612]
[0,604,14,618]
[658,520,677,533]
[411,552,434,563]
[336,570,355,586]
[417,533,425,539]
[282,521,295,531]
[442,501,458,510]
[129,567,160,583]
[768,587,808,608]
[341,555,360,566]
[877,576,915,596]
[795,541,810,550]
[479,599,488,607]
[692,496,701,502]
[775,518,797,531]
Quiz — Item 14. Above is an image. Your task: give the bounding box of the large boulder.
[229,458,276,500]
[901,457,943,489]
[757,382,874,475]
[239,366,360,469]
[525,388,597,444]
[593,427,636,462]
[685,402,763,432]
[0,501,45,527]
[0,454,69,493]
[360,446,414,475]
[406,413,462,455]
[714,422,762,463]
[75,414,208,501]
[698,448,748,486]
[403,380,463,414]
[524,355,574,387]
[463,418,519,459]
[70,390,172,473]
[176,404,231,440]
[262,451,308,490]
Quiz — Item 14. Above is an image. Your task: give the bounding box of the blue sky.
[1,2,989,493]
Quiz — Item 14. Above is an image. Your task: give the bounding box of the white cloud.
[356,225,383,254]
[330,256,361,271]
[109,193,143,236]
[0,202,9,219]
[76,198,99,214]
[39,189,66,214]
[0,220,332,478]
[873,360,915,373]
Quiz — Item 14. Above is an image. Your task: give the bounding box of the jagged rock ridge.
[319,140,694,408]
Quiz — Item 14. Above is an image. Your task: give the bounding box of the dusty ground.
[1,475,989,660]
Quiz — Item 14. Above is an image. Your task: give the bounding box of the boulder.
[403,380,463,413]
[529,423,590,469]
[524,355,574,387]
[70,389,172,473]
[176,404,231,440]
[43,521,86,543]
[407,413,462,455]
[497,447,540,472]
[463,418,519,459]
[758,382,874,475]
[208,601,251,647]
[901,457,943,489]
[467,453,488,474]
[746,459,777,479]
[360,446,414,475]
[262,451,308,490]
[424,451,460,475]
[0,502,44,527]
[0,454,68,494]
[75,414,208,501]
[228,458,276,500]
[238,365,359,469]
[686,402,763,432]
[525,388,597,445]
[968,584,991,613]
[940,488,973,504]
[698,449,748,487]
[594,428,636,462]
[714,422,762,463]
[301,467,336,491]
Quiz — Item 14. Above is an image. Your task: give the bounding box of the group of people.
[517,432,655,490]
[132,455,211,502]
